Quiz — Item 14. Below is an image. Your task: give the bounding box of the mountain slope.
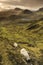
[0,7,43,65]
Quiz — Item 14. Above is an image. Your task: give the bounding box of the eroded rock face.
[27,24,40,30]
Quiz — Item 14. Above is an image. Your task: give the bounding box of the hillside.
[0,8,43,65]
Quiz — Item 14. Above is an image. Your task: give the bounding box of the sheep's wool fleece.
[14,43,18,47]
[20,48,30,60]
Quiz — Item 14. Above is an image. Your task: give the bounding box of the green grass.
[0,14,43,65]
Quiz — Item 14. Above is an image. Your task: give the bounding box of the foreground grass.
[0,18,43,65]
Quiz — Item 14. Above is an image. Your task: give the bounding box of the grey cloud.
[21,0,43,8]
[0,0,43,10]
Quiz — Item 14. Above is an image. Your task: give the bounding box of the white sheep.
[20,48,30,61]
[14,42,18,47]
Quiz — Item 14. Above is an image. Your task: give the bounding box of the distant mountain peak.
[39,7,43,11]
[15,8,22,11]
[23,9,32,14]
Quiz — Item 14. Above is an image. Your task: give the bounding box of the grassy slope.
[0,12,43,65]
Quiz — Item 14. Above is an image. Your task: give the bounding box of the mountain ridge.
[0,7,43,17]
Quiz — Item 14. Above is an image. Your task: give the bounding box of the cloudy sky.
[0,0,43,11]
